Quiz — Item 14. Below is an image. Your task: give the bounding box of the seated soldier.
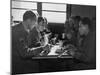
[64,17,78,46]
[37,16,51,56]
[69,17,96,70]
[12,11,49,74]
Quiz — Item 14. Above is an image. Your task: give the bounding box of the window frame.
[11,0,71,23]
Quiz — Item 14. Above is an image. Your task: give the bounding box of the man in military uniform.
[12,11,49,74]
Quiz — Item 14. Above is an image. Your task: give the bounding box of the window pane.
[12,9,37,21]
[12,1,37,9]
[42,11,66,23]
[42,3,66,11]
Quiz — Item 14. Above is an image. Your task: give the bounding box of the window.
[11,1,67,23]
[12,0,37,21]
[42,3,66,11]
[42,11,66,23]
[12,9,37,21]
[42,3,66,23]
[12,1,37,9]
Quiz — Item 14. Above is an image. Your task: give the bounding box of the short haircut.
[81,17,92,30]
[38,17,44,23]
[23,11,36,21]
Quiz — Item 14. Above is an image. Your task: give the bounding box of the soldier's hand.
[40,44,50,56]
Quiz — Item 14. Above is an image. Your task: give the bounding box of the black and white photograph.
[11,0,96,74]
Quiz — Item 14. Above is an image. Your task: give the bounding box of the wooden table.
[31,45,73,72]
[32,45,73,59]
